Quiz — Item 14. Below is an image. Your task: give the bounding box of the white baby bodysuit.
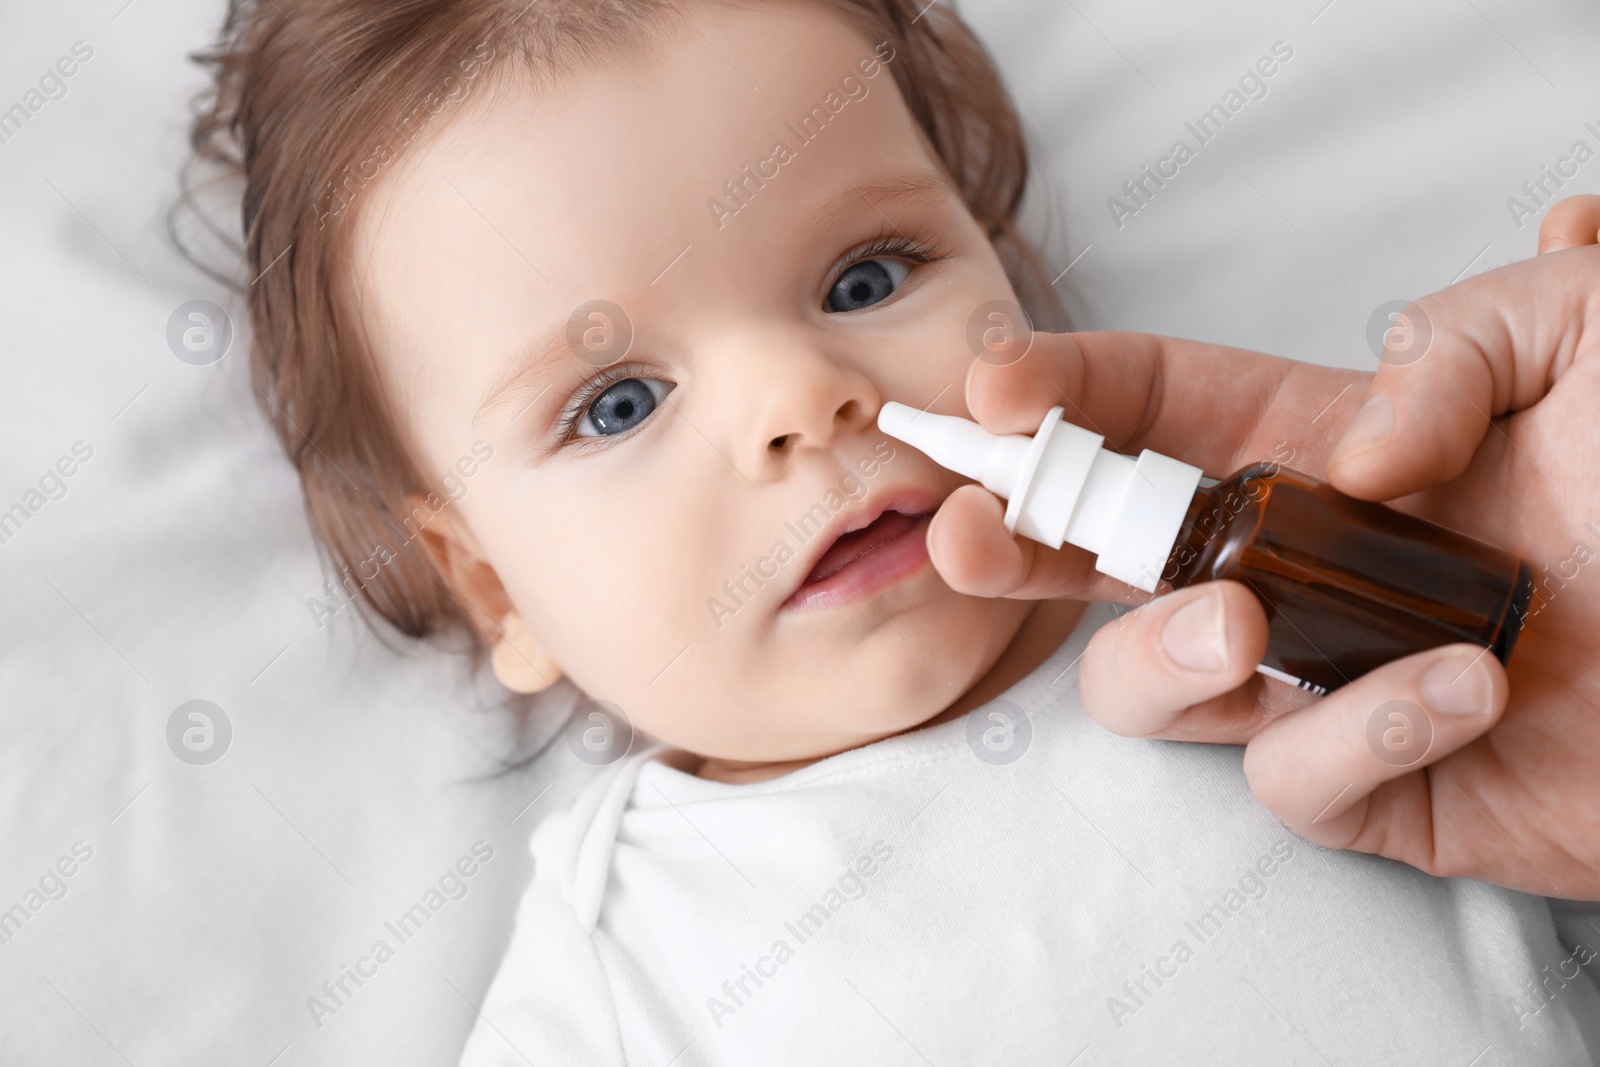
[458,602,1600,1065]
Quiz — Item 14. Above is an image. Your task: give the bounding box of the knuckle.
[1242,731,1338,831]
[1240,738,1291,811]
[1077,630,1143,735]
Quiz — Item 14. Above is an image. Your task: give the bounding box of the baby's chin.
[673,711,937,770]
[628,588,1032,777]
[684,708,946,782]
[681,659,1004,767]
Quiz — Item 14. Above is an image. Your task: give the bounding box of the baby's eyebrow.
[471,327,570,433]
[469,170,956,432]
[802,169,954,241]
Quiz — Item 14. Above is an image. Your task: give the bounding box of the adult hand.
[929,197,1600,899]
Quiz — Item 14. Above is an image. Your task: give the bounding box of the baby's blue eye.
[577,378,672,437]
[825,257,911,313]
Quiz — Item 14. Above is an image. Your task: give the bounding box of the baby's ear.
[406,493,509,626]
[405,494,563,694]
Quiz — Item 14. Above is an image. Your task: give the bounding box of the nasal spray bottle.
[878,402,1535,695]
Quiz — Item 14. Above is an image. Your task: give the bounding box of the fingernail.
[1162,590,1229,672]
[1420,649,1493,717]
[1543,238,1572,253]
[1331,393,1393,464]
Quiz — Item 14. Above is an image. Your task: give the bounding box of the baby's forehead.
[359,5,922,274]
[349,2,941,425]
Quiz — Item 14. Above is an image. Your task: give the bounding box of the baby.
[187,0,1600,1062]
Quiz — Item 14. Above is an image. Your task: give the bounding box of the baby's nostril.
[770,435,788,450]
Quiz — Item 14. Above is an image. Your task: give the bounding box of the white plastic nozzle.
[877,401,1204,593]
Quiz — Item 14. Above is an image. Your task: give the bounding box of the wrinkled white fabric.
[460,603,1600,1066]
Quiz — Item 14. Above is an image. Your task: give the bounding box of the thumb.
[1538,194,1600,254]
[1325,250,1597,500]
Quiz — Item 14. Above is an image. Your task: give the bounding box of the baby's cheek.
[878,272,1021,410]
[564,546,721,682]
[921,585,1018,655]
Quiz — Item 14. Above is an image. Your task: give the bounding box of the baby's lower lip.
[782,511,934,613]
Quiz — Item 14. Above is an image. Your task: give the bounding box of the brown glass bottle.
[1161,462,1535,695]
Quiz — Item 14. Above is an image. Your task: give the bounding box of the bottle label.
[1253,662,1329,697]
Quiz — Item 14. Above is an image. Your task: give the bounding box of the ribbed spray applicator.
[877,401,1203,594]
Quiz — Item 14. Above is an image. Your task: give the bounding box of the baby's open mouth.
[804,509,923,583]
[784,505,936,612]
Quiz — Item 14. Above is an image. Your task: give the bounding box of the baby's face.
[353,0,1035,763]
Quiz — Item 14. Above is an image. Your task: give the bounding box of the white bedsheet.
[2,0,1596,1063]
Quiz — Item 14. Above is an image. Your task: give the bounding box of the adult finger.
[1241,643,1507,849]
[925,483,1138,602]
[1076,582,1272,740]
[1539,194,1600,253]
[948,329,1366,603]
[1325,248,1600,501]
[965,330,1363,480]
[925,484,1036,598]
